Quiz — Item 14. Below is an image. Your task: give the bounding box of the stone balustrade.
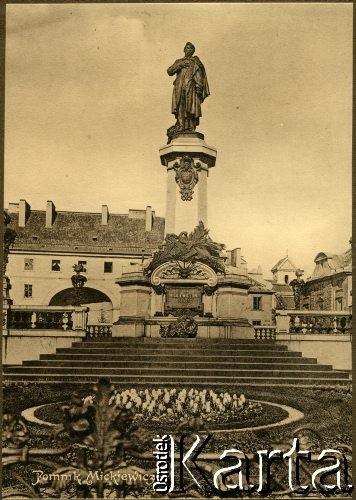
[275,310,352,334]
[86,323,112,338]
[5,305,88,332]
[253,325,276,340]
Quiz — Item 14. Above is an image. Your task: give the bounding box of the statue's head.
[184,42,195,56]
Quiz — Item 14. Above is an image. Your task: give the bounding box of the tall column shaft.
[159,135,217,235]
[165,168,176,235]
[198,169,208,226]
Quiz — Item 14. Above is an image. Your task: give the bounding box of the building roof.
[271,256,297,272]
[310,247,352,280]
[248,285,274,294]
[275,294,295,309]
[248,274,273,291]
[7,210,165,255]
[270,282,294,293]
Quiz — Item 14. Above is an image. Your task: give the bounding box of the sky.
[4,2,352,277]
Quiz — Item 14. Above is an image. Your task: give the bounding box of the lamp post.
[71,263,87,306]
[3,212,17,333]
[3,211,17,303]
[290,269,305,310]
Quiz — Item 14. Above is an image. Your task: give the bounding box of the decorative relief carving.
[151,261,217,287]
[174,156,199,201]
[160,314,198,338]
[145,221,225,277]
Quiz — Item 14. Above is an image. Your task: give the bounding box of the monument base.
[112,317,146,338]
[113,316,254,339]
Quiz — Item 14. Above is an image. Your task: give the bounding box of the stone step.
[55,347,292,356]
[78,338,277,345]
[2,373,351,386]
[39,353,315,363]
[4,365,350,378]
[22,360,332,370]
[73,341,286,350]
[3,335,348,388]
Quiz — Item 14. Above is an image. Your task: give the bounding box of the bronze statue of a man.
[167,42,209,141]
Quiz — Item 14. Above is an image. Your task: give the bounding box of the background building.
[6,200,165,323]
[301,243,352,311]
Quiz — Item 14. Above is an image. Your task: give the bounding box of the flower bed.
[34,387,289,431]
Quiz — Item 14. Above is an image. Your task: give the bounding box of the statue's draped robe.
[168,56,209,129]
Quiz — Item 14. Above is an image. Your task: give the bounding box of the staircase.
[3,337,351,387]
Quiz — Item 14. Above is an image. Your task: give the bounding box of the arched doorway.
[49,287,113,324]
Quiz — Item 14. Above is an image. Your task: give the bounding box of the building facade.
[6,200,165,324]
[301,245,352,312]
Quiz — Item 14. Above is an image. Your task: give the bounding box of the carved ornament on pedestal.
[173,156,200,201]
[160,314,198,338]
[151,261,218,288]
[145,221,225,277]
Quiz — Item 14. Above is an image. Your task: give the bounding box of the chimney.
[101,205,109,225]
[8,202,19,213]
[145,206,152,231]
[230,248,241,268]
[18,199,31,227]
[45,200,56,228]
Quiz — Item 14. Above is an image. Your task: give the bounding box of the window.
[284,275,289,284]
[24,284,32,298]
[253,296,262,310]
[252,320,261,326]
[104,261,113,273]
[335,298,343,311]
[51,260,61,271]
[78,261,87,272]
[24,258,33,271]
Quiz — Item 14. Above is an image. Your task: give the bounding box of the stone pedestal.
[113,266,152,337]
[215,274,254,338]
[159,134,217,235]
[275,311,291,333]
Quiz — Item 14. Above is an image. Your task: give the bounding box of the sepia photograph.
[2,2,352,498]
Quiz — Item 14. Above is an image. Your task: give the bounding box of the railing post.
[30,312,37,329]
[275,311,290,333]
[72,307,89,331]
[61,312,69,331]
